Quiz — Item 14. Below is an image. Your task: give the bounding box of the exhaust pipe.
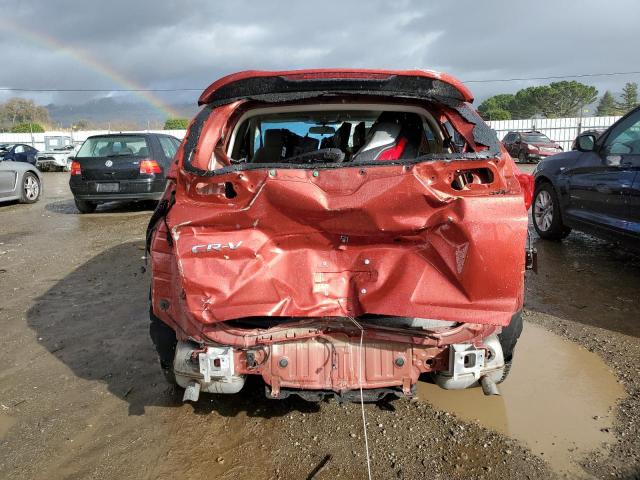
[480,375,500,396]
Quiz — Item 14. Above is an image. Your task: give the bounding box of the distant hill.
[46,98,200,129]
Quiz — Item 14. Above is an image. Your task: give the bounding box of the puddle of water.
[417,321,625,477]
[0,413,17,439]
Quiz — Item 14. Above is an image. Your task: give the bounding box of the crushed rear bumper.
[170,319,506,401]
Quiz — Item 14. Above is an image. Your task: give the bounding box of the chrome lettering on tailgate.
[191,242,242,254]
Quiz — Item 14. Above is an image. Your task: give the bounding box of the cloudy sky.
[1,0,639,112]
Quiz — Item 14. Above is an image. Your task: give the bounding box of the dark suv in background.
[532,106,640,251]
[0,143,39,166]
[503,130,563,163]
[69,133,180,213]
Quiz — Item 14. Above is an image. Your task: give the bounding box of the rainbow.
[0,21,181,119]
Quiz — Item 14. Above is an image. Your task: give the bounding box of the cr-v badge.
[191,242,242,254]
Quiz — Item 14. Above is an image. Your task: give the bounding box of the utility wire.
[347,315,373,480]
[0,70,639,93]
[463,70,640,83]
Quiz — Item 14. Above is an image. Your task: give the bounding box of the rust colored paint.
[149,69,532,394]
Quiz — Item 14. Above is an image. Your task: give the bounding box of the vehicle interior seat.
[351,122,367,153]
[98,146,112,156]
[352,112,423,162]
[320,122,352,151]
[138,146,150,157]
[291,135,320,156]
[253,129,287,163]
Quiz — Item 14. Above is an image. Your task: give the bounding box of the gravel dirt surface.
[0,170,638,480]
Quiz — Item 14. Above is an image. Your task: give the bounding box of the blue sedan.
[532,106,640,251]
[0,143,39,166]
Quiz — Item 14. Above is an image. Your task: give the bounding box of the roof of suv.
[198,69,474,106]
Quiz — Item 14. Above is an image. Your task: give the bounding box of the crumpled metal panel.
[264,337,414,394]
[149,79,532,348]
[155,158,528,338]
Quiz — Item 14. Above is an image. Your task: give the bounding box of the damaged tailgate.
[157,160,527,332]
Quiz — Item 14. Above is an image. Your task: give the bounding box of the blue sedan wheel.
[532,182,571,240]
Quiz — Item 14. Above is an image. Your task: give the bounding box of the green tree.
[510,87,542,119]
[480,81,599,120]
[164,118,189,129]
[11,122,45,133]
[478,94,515,120]
[529,81,598,118]
[0,98,50,128]
[596,91,619,116]
[483,108,511,120]
[616,82,638,113]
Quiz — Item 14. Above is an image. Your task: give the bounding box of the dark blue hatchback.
[532,106,640,251]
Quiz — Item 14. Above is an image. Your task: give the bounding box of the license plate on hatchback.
[95,182,119,193]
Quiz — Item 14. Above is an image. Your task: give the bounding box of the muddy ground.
[1,171,638,480]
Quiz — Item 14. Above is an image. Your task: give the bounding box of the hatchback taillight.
[139,159,162,174]
[70,161,81,175]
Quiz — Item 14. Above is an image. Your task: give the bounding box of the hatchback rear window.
[77,136,150,158]
[228,107,446,165]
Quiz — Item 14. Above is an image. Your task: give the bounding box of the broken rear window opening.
[230,107,451,165]
[182,99,502,176]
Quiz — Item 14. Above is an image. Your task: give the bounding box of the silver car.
[0,158,42,204]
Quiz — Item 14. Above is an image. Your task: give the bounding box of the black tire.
[74,198,97,214]
[532,182,571,240]
[518,151,527,163]
[20,172,41,204]
[497,311,523,383]
[149,307,178,385]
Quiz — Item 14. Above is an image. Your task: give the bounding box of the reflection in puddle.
[418,321,625,477]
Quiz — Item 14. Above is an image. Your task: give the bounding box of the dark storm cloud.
[0,0,638,106]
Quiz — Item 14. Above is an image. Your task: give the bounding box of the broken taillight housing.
[70,161,81,175]
[139,159,162,174]
[515,172,534,210]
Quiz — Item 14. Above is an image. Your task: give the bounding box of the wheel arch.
[534,174,554,187]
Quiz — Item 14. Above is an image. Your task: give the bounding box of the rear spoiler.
[198,69,474,107]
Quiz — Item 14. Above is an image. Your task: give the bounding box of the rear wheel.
[20,172,41,203]
[74,198,97,214]
[149,308,178,385]
[532,182,571,239]
[497,312,523,383]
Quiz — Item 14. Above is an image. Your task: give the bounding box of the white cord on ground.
[348,316,373,480]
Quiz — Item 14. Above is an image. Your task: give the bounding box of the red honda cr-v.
[147,69,533,402]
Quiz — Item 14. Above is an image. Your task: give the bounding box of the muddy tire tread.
[497,312,523,383]
[149,308,178,385]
